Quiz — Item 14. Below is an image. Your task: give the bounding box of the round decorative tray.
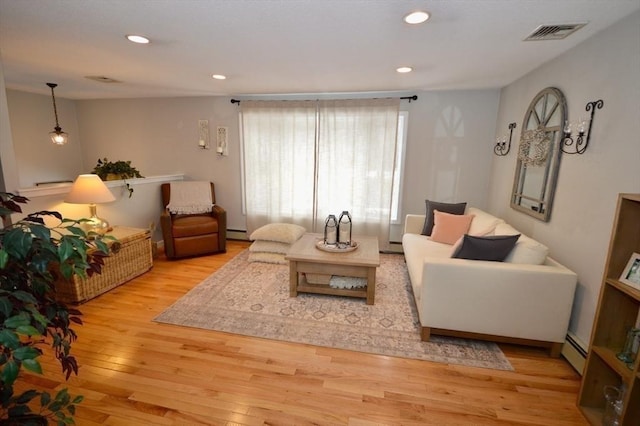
[315,240,359,253]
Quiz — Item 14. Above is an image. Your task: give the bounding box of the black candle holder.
[561,99,604,155]
[494,123,516,156]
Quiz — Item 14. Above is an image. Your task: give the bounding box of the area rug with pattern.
[154,250,513,370]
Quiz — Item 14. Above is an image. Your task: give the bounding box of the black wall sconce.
[561,99,604,155]
[494,122,516,156]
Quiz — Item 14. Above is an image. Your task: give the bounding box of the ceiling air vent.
[84,76,122,83]
[524,23,587,41]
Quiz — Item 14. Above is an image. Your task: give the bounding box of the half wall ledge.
[17,174,185,198]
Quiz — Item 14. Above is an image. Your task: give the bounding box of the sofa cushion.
[466,207,505,236]
[401,233,453,302]
[494,223,549,265]
[172,215,218,237]
[250,223,306,244]
[452,234,520,262]
[421,200,467,236]
[430,210,474,245]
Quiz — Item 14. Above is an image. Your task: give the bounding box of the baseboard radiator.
[562,332,587,375]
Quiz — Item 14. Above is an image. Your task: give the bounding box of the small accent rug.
[154,250,513,371]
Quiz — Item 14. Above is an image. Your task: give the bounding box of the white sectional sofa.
[402,207,577,357]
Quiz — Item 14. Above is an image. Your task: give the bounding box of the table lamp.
[65,174,116,235]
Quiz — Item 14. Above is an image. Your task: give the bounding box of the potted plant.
[91,158,144,198]
[0,192,111,425]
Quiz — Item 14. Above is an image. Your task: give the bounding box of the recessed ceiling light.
[404,11,430,25]
[212,74,227,80]
[126,35,150,44]
[396,67,413,73]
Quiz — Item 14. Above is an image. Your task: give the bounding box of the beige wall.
[487,11,640,347]
[3,88,500,236]
[6,90,83,187]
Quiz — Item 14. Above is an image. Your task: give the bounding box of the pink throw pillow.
[430,210,475,245]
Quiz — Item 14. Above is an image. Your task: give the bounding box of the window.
[241,98,400,249]
[390,111,408,223]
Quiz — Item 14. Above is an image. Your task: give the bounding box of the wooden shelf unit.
[578,194,640,425]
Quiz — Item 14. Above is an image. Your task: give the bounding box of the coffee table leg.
[289,260,298,297]
[366,267,376,305]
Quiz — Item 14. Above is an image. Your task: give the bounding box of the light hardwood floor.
[23,240,588,425]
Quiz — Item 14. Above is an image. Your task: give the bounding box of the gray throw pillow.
[452,234,521,262]
[421,200,467,236]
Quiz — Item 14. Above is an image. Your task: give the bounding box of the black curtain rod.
[230,95,418,104]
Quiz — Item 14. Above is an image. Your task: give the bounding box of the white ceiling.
[1,0,638,100]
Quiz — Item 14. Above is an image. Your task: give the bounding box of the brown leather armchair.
[160,182,226,259]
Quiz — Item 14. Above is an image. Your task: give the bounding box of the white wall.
[0,52,19,192]
[487,11,640,347]
[6,90,83,187]
[3,88,500,239]
[401,90,500,214]
[74,97,243,230]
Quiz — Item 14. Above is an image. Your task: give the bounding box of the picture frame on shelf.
[620,252,640,290]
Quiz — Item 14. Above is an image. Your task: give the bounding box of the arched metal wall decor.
[511,87,567,222]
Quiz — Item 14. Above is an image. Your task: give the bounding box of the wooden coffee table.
[285,233,380,305]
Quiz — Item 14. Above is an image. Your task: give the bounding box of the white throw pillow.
[466,207,504,236]
[249,223,306,244]
[494,223,549,265]
[249,240,291,254]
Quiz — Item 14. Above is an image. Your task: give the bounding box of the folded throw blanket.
[167,181,213,214]
[329,276,367,289]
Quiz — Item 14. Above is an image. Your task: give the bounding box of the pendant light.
[46,82,69,146]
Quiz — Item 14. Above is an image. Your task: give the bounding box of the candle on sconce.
[577,118,587,134]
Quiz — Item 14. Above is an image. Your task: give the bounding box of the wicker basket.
[55,227,153,304]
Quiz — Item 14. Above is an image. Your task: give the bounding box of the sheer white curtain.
[316,99,400,249]
[241,100,317,233]
[241,98,400,248]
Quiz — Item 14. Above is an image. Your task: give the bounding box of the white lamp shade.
[65,174,116,204]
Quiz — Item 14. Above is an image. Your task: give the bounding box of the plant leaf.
[0,248,8,268]
[22,358,43,374]
[4,312,31,328]
[0,329,20,349]
[1,360,19,385]
[14,346,41,361]
[0,296,13,317]
[11,290,38,304]
[16,325,41,337]
[16,389,39,404]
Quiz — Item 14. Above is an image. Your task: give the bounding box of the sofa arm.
[419,257,577,343]
[404,214,426,235]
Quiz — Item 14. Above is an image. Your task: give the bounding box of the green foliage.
[91,158,144,198]
[0,192,110,425]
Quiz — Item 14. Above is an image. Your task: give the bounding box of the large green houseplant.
[0,192,111,425]
[91,158,144,198]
